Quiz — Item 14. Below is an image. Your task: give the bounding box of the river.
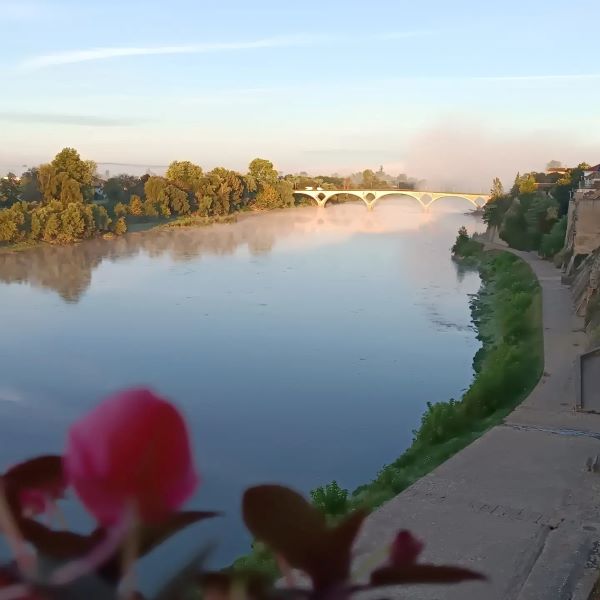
[0,198,485,566]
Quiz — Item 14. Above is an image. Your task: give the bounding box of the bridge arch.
[368,191,427,209]
[425,194,485,209]
[325,192,366,207]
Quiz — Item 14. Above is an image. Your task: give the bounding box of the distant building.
[580,164,600,191]
[546,166,571,175]
[564,164,600,268]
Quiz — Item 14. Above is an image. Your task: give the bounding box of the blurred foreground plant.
[0,388,484,599]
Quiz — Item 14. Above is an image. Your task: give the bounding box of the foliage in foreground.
[0,389,483,599]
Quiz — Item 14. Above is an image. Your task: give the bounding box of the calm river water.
[0,198,485,566]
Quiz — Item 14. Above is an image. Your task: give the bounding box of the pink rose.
[64,388,198,525]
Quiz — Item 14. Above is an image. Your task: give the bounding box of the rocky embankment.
[569,249,600,346]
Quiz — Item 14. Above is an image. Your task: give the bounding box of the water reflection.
[0,202,443,303]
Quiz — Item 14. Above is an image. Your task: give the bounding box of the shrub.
[310,480,349,516]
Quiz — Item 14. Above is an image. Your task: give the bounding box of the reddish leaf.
[243,485,366,592]
[3,456,64,491]
[3,456,65,517]
[389,530,424,566]
[370,564,486,586]
[319,510,367,588]
[18,518,101,560]
[243,485,326,576]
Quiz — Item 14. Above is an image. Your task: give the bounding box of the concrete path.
[354,249,600,599]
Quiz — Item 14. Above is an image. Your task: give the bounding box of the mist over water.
[0,198,485,564]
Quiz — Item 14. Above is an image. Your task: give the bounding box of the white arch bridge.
[293,189,491,211]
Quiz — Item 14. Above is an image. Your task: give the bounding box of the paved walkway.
[354,249,600,599]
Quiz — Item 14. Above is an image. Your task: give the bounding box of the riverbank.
[234,240,544,579]
[343,244,543,511]
[353,247,600,599]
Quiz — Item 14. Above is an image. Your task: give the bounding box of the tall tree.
[166,161,203,192]
[38,148,96,204]
[51,148,95,187]
[248,158,278,187]
[128,194,144,216]
[19,168,42,203]
[518,174,537,195]
[490,177,504,199]
[0,173,20,205]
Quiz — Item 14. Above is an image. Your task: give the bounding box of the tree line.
[483,162,590,258]
[0,149,418,247]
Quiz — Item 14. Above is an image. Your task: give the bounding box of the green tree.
[92,204,111,230]
[103,177,129,204]
[114,202,128,217]
[310,481,349,516]
[143,198,158,217]
[490,177,504,199]
[166,186,190,215]
[165,160,203,192]
[38,163,59,203]
[0,204,26,242]
[0,173,21,205]
[509,172,521,197]
[523,195,559,248]
[518,174,537,195]
[483,195,512,229]
[59,203,88,242]
[59,176,84,205]
[19,168,42,203]
[43,213,60,242]
[254,184,281,210]
[144,176,171,217]
[248,158,278,187]
[539,216,567,258]
[128,194,144,216]
[275,179,294,208]
[361,169,377,189]
[501,200,533,250]
[38,148,96,205]
[51,148,95,187]
[113,217,127,235]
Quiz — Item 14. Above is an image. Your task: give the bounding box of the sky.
[1,0,600,189]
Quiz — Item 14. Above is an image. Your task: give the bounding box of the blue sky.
[1,0,599,188]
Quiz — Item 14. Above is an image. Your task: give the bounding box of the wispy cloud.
[19,30,435,70]
[19,34,324,70]
[0,112,144,127]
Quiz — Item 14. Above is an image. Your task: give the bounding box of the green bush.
[310,480,349,516]
[451,226,483,260]
[539,216,567,258]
